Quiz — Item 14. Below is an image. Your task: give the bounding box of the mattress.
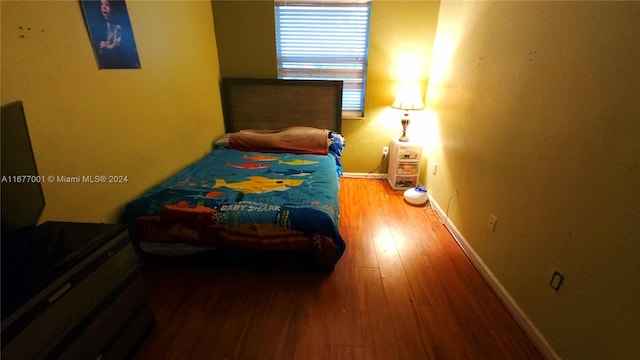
[125,131,346,269]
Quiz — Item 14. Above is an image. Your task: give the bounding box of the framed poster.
[80,0,141,69]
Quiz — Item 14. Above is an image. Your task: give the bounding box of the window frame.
[275,0,372,118]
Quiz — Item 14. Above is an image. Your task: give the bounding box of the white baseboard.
[342,172,387,179]
[428,195,560,360]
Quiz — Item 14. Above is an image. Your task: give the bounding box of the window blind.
[275,0,371,117]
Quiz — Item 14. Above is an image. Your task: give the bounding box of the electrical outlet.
[382,146,389,157]
[487,214,498,232]
[549,270,564,291]
[432,163,438,175]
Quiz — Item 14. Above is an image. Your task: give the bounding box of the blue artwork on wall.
[80,0,141,69]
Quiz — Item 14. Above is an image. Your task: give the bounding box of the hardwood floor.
[133,178,543,360]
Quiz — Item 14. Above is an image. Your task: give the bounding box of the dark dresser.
[1,222,154,359]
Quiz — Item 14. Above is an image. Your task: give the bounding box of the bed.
[125,78,346,270]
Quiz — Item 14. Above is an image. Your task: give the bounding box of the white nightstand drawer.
[396,162,419,175]
[397,146,421,160]
[388,138,423,190]
[393,176,418,189]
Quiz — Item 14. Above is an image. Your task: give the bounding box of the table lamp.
[391,82,424,142]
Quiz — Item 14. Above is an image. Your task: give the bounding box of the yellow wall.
[425,2,640,359]
[212,0,440,178]
[213,0,277,78]
[1,0,225,223]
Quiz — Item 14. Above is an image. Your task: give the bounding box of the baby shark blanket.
[125,144,345,269]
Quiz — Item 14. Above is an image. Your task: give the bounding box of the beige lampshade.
[391,82,425,110]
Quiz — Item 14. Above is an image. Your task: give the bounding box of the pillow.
[214,133,232,146]
[228,126,330,155]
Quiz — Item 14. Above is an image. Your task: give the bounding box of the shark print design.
[242,154,280,162]
[213,176,303,194]
[266,168,315,177]
[225,161,271,170]
[277,159,318,166]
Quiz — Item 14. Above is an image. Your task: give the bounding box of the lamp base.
[399,112,410,142]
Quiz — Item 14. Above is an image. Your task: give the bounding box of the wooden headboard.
[221,78,343,133]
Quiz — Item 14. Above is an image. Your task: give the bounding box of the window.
[275,0,371,118]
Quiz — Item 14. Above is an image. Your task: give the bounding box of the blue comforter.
[125,143,345,268]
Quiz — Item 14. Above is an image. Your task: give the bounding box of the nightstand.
[387,138,422,190]
[1,222,154,359]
